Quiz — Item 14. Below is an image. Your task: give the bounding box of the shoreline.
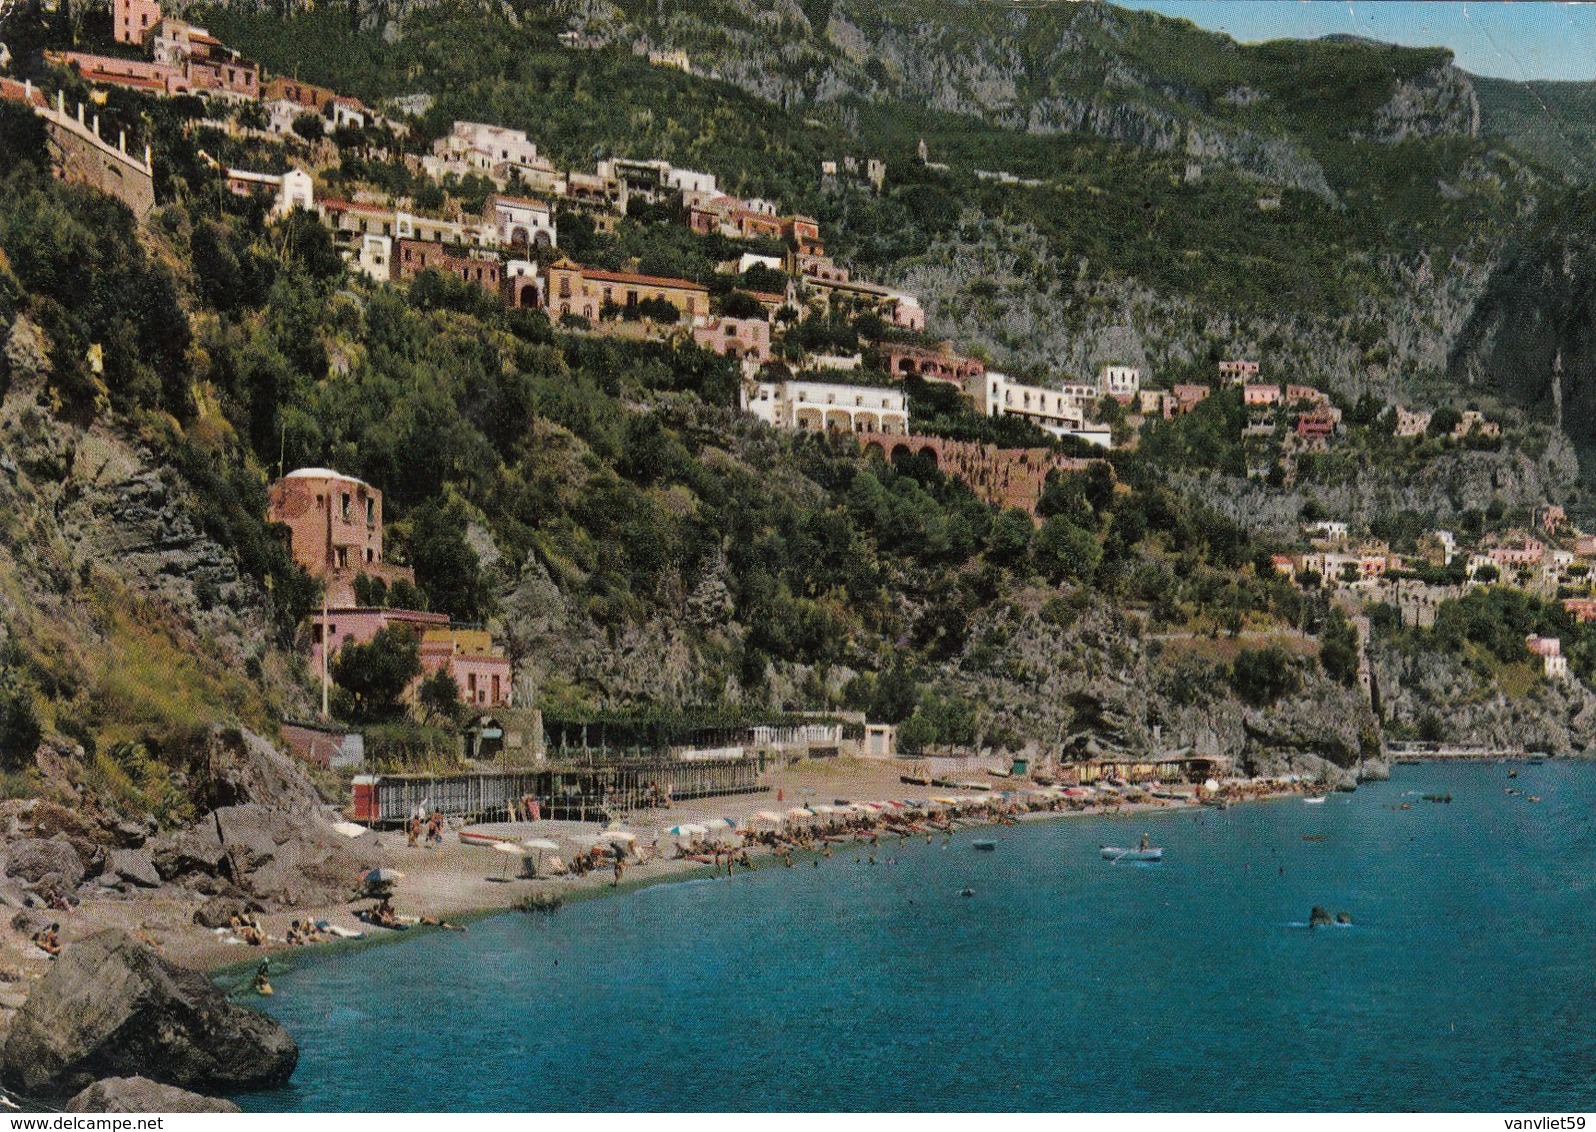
[196,767,1328,982]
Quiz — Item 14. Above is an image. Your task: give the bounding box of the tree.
[987,508,1034,566]
[235,101,268,131]
[718,290,766,319]
[1231,646,1301,706]
[1319,608,1360,686]
[1033,516,1102,584]
[0,682,41,771]
[636,297,680,324]
[388,578,428,611]
[291,111,326,143]
[353,571,388,607]
[1427,406,1461,438]
[331,624,421,722]
[417,668,464,726]
[409,500,491,622]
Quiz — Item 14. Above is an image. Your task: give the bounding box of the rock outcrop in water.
[1,929,297,1097]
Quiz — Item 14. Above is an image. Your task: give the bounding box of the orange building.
[266,468,413,606]
[395,239,503,298]
[545,260,708,323]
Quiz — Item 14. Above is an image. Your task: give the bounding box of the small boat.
[1304,797,1327,805]
[1100,846,1163,863]
[972,840,997,851]
[458,829,510,847]
[899,775,929,786]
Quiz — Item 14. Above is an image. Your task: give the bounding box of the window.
[341,493,351,520]
[365,498,375,525]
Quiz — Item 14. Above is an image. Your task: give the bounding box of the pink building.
[1562,598,1596,623]
[1284,384,1329,406]
[1243,384,1282,406]
[1296,412,1336,440]
[308,607,448,673]
[420,629,512,709]
[1488,538,1545,569]
[692,316,771,363]
[1172,384,1211,414]
[306,610,512,709]
[46,52,189,96]
[114,0,162,45]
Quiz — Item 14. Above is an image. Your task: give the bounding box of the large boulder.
[188,727,327,816]
[65,1077,241,1113]
[211,804,375,908]
[148,823,225,881]
[1,929,297,1097]
[107,850,161,890]
[3,836,85,889]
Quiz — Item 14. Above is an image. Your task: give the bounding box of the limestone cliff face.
[1373,640,1596,753]
[1370,63,1481,143]
[947,594,1381,774]
[1448,188,1596,449]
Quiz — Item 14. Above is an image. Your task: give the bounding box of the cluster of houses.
[1269,503,1596,682]
[266,468,513,712]
[45,0,395,138]
[1391,406,1501,442]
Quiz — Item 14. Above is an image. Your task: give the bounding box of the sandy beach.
[0,757,1321,986]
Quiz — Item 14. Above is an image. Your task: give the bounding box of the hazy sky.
[1114,2,1596,81]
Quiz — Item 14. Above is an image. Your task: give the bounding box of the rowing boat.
[1100,846,1163,863]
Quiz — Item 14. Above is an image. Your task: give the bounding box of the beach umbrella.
[704,818,732,831]
[521,838,558,875]
[786,807,811,821]
[750,810,782,825]
[667,823,707,838]
[332,821,368,839]
[602,830,638,844]
[493,840,528,878]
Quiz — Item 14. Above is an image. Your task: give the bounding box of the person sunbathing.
[33,924,61,958]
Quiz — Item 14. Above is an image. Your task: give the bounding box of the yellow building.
[545,259,708,323]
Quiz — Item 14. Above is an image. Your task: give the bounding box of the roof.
[319,198,394,217]
[0,79,46,108]
[571,266,708,292]
[489,193,551,212]
[281,467,375,490]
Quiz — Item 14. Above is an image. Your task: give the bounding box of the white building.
[1526,635,1570,681]
[1303,520,1350,543]
[484,194,556,250]
[743,380,908,435]
[264,98,303,136]
[393,209,498,249]
[226,166,314,219]
[974,372,1112,448]
[354,234,392,283]
[429,121,540,178]
[1099,364,1141,402]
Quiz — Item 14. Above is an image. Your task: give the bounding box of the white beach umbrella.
[493,840,527,878]
[704,818,733,830]
[601,830,638,844]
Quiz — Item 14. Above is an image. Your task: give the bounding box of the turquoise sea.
[236,761,1596,1111]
